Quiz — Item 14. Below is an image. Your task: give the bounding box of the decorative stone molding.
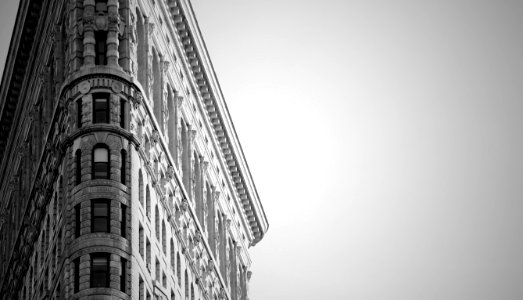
[147,22,155,35]
[181,198,189,212]
[152,129,160,144]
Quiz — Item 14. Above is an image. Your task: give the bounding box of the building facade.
[0,0,268,299]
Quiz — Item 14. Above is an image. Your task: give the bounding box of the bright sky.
[3,1,523,300]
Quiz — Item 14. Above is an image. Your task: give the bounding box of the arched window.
[93,93,109,123]
[75,149,82,185]
[92,145,110,179]
[120,149,127,184]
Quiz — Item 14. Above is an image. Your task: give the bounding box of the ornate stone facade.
[0,0,268,299]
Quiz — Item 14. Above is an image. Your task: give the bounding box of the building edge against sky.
[0,0,268,299]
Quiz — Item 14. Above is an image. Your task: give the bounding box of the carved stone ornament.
[189,130,197,142]
[225,219,232,229]
[133,91,143,108]
[213,190,220,202]
[181,199,189,212]
[147,22,155,35]
[207,259,215,272]
[95,15,108,31]
[162,60,170,73]
[39,67,49,85]
[111,81,123,93]
[79,80,91,94]
[83,13,95,27]
[9,175,19,191]
[108,12,119,30]
[176,95,184,108]
[152,129,160,143]
[167,165,175,179]
[194,230,202,244]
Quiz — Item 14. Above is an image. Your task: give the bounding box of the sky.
[2,1,523,299]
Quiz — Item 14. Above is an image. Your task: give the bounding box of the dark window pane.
[93,162,108,179]
[91,254,109,288]
[92,200,109,233]
[93,96,109,123]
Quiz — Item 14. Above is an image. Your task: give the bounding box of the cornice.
[166,0,269,245]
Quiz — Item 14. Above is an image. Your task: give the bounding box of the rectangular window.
[90,253,110,288]
[139,224,144,257]
[139,276,144,300]
[93,146,109,179]
[93,93,109,123]
[91,199,110,233]
[75,204,81,238]
[95,31,108,65]
[120,150,126,184]
[74,258,80,293]
[77,99,82,128]
[121,204,127,238]
[120,258,127,292]
[120,98,126,128]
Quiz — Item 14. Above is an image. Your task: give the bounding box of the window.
[77,99,82,128]
[170,239,175,271]
[75,149,82,185]
[90,253,110,288]
[95,31,107,65]
[155,258,160,281]
[121,150,127,184]
[121,204,127,238]
[184,270,188,297]
[74,257,80,293]
[176,253,181,284]
[92,145,109,179]
[146,185,150,217]
[139,170,144,205]
[93,93,109,123]
[120,258,127,292]
[162,221,166,254]
[120,98,126,128]
[139,276,144,300]
[139,224,144,257]
[75,204,81,238]
[91,199,110,233]
[146,238,151,265]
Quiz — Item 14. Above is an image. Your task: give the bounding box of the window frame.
[92,93,110,124]
[91,199,110,233]
[92,144,110,179]
[90,253,110,288]
[94,31,108,65]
